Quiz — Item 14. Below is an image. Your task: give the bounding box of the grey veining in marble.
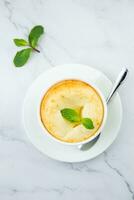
[0,0,134,199]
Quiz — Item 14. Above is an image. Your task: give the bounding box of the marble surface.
[0,0,133,199]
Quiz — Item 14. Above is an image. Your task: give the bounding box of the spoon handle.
[106,68,128,104]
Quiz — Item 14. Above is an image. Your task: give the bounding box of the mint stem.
[29,45,40,53]
[32,47,40,53]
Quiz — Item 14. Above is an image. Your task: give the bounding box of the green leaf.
[81,118,94,129]
[13,48,32,67]
[60,108,80,122]
[14,39,28,47]
[28,25,44,48]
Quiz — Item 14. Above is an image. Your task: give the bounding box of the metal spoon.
[78,67,128,151]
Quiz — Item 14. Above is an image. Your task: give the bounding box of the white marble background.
[0,0,134,199]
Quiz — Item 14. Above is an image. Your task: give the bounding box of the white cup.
[38,72,107,146]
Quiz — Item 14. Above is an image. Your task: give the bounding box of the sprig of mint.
[13,25,44,67]
[60,108,94,129]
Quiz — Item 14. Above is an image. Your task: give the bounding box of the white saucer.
[23,64,122,163]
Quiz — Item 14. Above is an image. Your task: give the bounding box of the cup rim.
[37,78,107,146]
